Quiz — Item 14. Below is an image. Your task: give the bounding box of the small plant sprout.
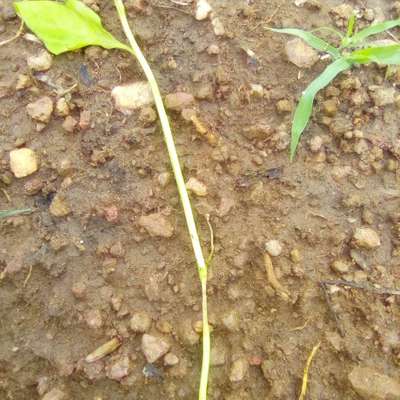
[268,17,400,160]
[14,1,212,399]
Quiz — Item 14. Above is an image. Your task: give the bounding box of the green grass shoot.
[0,208,32,218]
[268,17,400,160]
[13,1,211,399]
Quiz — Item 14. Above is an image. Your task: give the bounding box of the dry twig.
[322,279,400,296]
[0,21,24,47]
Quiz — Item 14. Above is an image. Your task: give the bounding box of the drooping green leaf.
[268,28,341,59]
[0,208,32,218]
[14,0,130,54]
[347,45,400,65]
[349,19,400,47]
[290,58,352,160]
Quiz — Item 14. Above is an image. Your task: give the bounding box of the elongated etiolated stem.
[113,1,210,398]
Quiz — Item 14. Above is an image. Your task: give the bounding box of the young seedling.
[268,17,400,160]
[14,1,211,398]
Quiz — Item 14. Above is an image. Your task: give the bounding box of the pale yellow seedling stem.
[113,1,210,399]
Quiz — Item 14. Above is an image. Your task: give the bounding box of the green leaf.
[349,19,400,47]
[290,58,352,160]
[346,15,356,38]
[0,208,32,218]
[268,28,341,59]
[347,45,400,65]
[14,0,130,54]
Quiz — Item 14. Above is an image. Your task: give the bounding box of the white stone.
[9,148,38,178]
[195,0,212,20]
[186,177,207,196]
[212,17,225,36]
[112,82,154,114]
[27,50,53,72]
[353,227,381,249]
[265,240,283,257]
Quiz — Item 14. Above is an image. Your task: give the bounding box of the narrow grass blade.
[268,28,340,59]
[298,342,321,400]
[347,45,400,65]
[0,208,32,218]
[112,1,210,399]
[346,15,356,38]
[290,58,352,159]
[350,19,400,47]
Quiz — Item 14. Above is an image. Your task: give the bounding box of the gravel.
[141,334,170,363]
[9,148,38,178]
[348,366,400,399]
[285,38,318,68]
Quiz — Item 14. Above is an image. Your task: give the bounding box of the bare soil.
[1,0,400,399]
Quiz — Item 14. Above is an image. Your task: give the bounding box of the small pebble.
[331,259,350,274]
[130,312,152,333]
[112,81,154,114]
[369,86,396,106]
[229,358,249,382]
[138,213,174,238]
[323,99,337,116]
[9,148,38,178]
[290,249,301,263]
[24,178,43,195]
[55,98,70,117]
[141,334,170,363]
[186,177,207,197]
[16,74,32,90]
[265,240,283,257]
[79,110,91,130]
[164,353,179,366]
[276,99,293,113]
[41,388,67,400]
[222,310,240,332]
[85,309,103,329]
[211,17,225,36]
[106,355,130,381]
[207,44,220,55]
[71,281,87,299]
[104,206,119,223]
[27,50,53,72]
[349,366,400,400]
[309,136,323,153]
[62,116,77,133]
[195,0,212,20]
[139,107,157,126]
[158,172,171,188]
[26,96,54,123]
[165,92,195,111]
[49,194,71,217]
[353,227,381,249]
[285,38,318,68]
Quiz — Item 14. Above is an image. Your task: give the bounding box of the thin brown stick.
[23,265,32,287]
[0,20,24,47]
[1,188,11,202]
[205,214,214,265]
[322,279,400,296]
